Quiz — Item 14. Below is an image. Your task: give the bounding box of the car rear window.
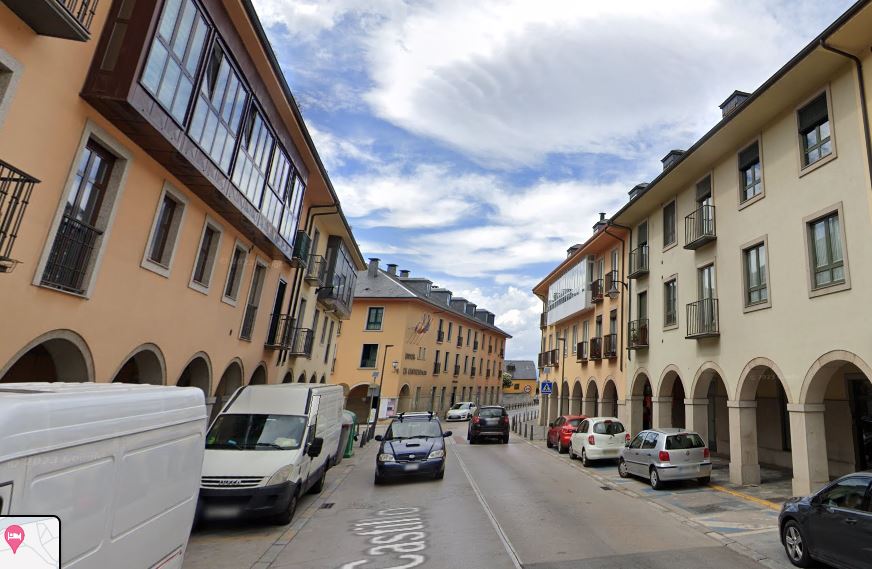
[665,433,705,450]
[480,408,504,418]
[567,419,581,427]
[593,421,625,435]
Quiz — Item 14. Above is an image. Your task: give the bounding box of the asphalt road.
[184,422,772,569]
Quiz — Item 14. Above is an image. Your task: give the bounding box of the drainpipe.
[819,40,872,193]
[603,220,632,369]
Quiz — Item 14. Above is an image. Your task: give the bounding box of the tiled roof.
[504,360,537,380]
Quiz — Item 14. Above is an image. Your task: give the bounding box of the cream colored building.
[333,260,511,420]
[0,0,364,419]
[608,2,872,495]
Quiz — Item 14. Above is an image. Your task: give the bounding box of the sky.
[252,0,855,362]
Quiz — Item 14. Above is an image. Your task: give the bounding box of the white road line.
[453,449,524,569]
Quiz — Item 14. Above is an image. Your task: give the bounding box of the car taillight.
[703,447,710,458]
[502,415,509,424]
[625,432,631,442]
[587,435,595,445]
[658,450,670,462]
[472,417,480,425]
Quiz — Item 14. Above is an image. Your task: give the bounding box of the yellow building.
[502,360,538,403]
[0,0,365,418]
[333,260,511,420]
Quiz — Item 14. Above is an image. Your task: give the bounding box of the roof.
[505,360,537,380]
[354,269,512,337]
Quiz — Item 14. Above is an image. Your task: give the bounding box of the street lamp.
[607,278,628,299]
[556,335,567,415]
[367,344,394,441]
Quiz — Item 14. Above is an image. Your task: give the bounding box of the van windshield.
[206,414,306,450]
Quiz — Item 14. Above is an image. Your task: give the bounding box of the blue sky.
[252,0,854,361]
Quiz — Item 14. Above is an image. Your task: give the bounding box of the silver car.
[618,428,712,489]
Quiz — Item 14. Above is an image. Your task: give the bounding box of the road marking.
[453,449,523,569]
[709,484,781,511]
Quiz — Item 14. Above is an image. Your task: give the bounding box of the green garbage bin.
[342,410,357,458]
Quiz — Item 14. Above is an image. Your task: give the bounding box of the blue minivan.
[374,413,453,484]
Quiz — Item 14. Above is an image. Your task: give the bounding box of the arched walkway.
[628,371,653,435]
[1,330,94,382]
[282,372,293,383]
[583,379,599,416]
[397,384,412,413]
[112,344,165,385]
[602,378,619,418]
[320,375,326,384]
[250,364,267,385]
[309,373,317,384]
[656,367,686,429]
[297,373,306,383]
[690,363,730,460]
[177,353,211,396]
[346,383,371,422]
[212,360,243,422]
[570,380,583,415]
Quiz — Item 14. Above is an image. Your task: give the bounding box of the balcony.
[577,341,588,363]
[317,237,357,319]
[549,348,560,367]
[304,255,327,286]
[264,316,314,356]
[473,340,479,352]
[591,279,604,303]
[454,365,461,377]
[433,362,440,375]
[628,319,649,350]
[684,205,717,249]
[40,215,102,294]
[471,367,477,378]
[590,337,602,360]
[628,244,649,278]
[686,298,720,338]
[3,0,97,41]
[540,312,547,328]
[436,330,445,343]
[0,160,39,273]
[603,333,618,359]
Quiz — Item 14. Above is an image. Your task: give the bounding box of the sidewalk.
[514,419,793,569]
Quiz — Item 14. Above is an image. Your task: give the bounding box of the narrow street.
[184,421,779,569]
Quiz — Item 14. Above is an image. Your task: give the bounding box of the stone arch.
[631,368,651,396]
[602,377,619,418]
[282,371,293,383]
[310,373,317,384]
[559,380,570,415]
[657,365,686,429]
[584,377,599,416]
[570,379,583,415]
[738,357,792,402]
[320,375,326,384]
[0,329,94,382]
[249,363,268,385]
[397,384,412,413]
[297,373,306,383]
[177,352,211,395]
[111,343,166,385]
[211,359,244,422]
[690,361,730,400]
[629,369,653,434]
[800,350,872,405]
[346,382,371,422]
[687,360,730,457]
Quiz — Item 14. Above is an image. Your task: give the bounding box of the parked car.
[200,383,343,525]
[374,412,452,483]
[546,415,585,453]
[779,472,872,568]
[446,401,477,421]
[619,429,712,489]
[468,406,510,444]
[569,417,629,466]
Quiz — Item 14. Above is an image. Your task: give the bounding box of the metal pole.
[367,344,394,441]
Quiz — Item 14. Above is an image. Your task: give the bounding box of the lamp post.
[367,344,394,441]
[556,335,567,415]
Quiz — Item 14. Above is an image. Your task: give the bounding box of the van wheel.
[273,492,298,525]
[308,470,326,495]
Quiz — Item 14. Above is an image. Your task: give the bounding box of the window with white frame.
[143,185,187,275]
[366,307,384,330]
[190,219,222,291]
[664,279,677,327]
[240,261,267,340]
[808,213,844,288]
[739,141,762,202]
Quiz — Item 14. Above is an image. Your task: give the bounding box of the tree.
[501,373,513,388]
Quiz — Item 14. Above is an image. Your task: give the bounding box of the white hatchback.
[569,417,629,466]
[446,402,477,421]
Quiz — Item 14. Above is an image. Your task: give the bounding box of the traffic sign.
[540,381,553,395]
[523,385,531,394]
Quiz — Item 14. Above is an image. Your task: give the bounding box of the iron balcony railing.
[628,244,649,278]
[40,214,102,294]
[591,279,604,303]
[63,0,98,31]
[264,316,314,356]
[0,160,39,272]
[686,298,720,338]
[549,348,560,367]
[604,269,618,295]
[433,362,440,375]
[304,254,327,286]
[537,353,545,368]
[437,330,444,343]
[629,318,649,349]
[2,0,98,40]
[684,205,717,249]
[240,303,258,340]
[590,337,603,360]
[603,333,618,359]
[540,312,547,328]
[454,365,460,377]
[577,341,588,362]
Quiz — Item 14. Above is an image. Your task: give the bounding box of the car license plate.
[404,463,419,471]
[682,465,699,473]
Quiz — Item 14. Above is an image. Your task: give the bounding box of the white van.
[0,382,207,569]
[199,383,343,524]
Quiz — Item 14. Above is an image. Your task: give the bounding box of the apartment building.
[534,218,629,426]
[608,2,872,495]
[333,260,511,421]
[502,360,538,404]
[0,0,365,418]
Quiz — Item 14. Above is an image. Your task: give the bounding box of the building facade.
[0,0,365,418]
[333,260,511,421]
[606,2,872,495]
[502,360,538,404]
[534,219,629,426]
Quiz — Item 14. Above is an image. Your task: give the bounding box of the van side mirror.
[374,435,383,441]
[307,436,324,458]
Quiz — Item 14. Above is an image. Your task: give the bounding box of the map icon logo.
[5,524,23,554]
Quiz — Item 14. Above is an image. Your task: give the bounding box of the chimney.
[367,258,380,278]
[628,182,649,201]
[661,150,685,170]
[387,263,398,276]
[719,90,751,118]
[567,244,582,258]
[592,212,608,234]
[399,269,410,278]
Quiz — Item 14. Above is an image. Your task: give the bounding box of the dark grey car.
[779,472,872,568]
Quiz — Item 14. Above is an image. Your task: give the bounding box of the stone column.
[685,398,709,444]
[580,397,594,416]
[569,396,582,415]
[728,400,761,485]
[788,403,829,496]
[627,396,644,435]
[616,399,628,426]
[601,397,617,418]
[652,397,673,429]
[540,395,550,426]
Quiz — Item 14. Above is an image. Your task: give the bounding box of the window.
[366,307,384,331]
[435,350,441,365]
[637,220,648,248]
[514,383,520,390]
[0,50,23,129]
[582,321,589,342]
[571,325,578,354]
[145,189,185,270]
[223,242,247,301]
[320,315,328,344]
[311,309,320,342]
[595,316,602,338]
[279,174,305,245]
[809,213,844,288]
[324,320,335,364]
[447,322,453,341]
[629,434,645,449]
[240,261,267,340]
[444,352,450,372]
[141,0,209,124]
[798,93,832,168]
[744,242,768,306]
[739,141,762,203]
[232,104,275,207]
[188,42,247,174]
[191,220,221,290]
[664,279,677,327]
[663,201,675,246]
[464,356,469,373]
[609,309,617,333]
[418,347,426,360]
[261,149,294,230]
[816,478,871,511]
[360,344,378,368]
[641,432,659,449]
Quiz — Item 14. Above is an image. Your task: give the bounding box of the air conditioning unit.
[291,230,311,268]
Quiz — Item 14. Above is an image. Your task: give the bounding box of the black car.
[467,406,509,444]
[779,471,872,568]
[374,412,452,484]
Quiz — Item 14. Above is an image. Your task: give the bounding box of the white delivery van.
[199,383,343,524]
[0,382,207,569]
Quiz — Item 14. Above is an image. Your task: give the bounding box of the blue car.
[374,413,453,484]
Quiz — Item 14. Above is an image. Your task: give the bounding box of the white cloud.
[307,124,377,170]
[450,285,542,361]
